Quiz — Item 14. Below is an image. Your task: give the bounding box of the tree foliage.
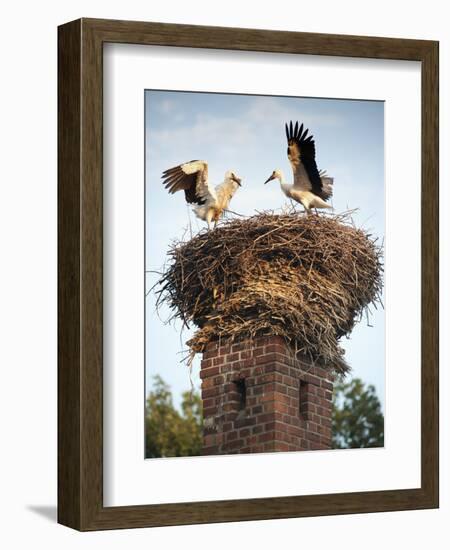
[332,378,384,449]
[145,375,203,458]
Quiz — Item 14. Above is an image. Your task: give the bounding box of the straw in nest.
[155,211,383,375]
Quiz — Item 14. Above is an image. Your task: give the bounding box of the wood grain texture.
[58,18,439,531]
[420,41,439,506]
[57,19,82,530]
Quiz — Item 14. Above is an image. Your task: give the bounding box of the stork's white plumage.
[162,160,242,229]
[264,121,334,214]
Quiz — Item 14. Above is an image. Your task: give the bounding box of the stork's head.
[225,170,242,186]
[264,169,283,184]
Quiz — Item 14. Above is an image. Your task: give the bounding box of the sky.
[145,90,385,412]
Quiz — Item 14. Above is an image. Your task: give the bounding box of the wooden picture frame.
[58,18,439,531]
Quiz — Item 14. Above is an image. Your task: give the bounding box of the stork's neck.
[275,171,286,185]
[275,173,291,195]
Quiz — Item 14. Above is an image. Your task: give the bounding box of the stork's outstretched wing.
[162,160,216,205]
[285,121,331,200]
[319,169,334,200]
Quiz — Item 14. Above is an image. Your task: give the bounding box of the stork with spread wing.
[264,121,334,214]
[162,160,242,229]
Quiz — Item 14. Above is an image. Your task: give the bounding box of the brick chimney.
[200,335,334,454]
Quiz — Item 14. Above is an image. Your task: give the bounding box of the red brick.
[282,374,298,385]
[222,402,238,412]
[200,366,221,379]
[274,441,291,452]
[265,344,287,354]
[202,398,216,409]
[202,350,218,360]
[204,434,216,446]
[201,446,218,455]
[286,424,304,437]
[255,353,281,366]
[274,382,289,395]
[263,400,288,414]
[320,417,332,428]
[256,413,276,424]
[224,439,245,451]
[283,414,299,426]
[316,406,330,417]
[200,337,333,455]
[218,346,232,356]
[202,406,218,417]
[258,432,276,443]
[258,373,275,384]
[303,373,320,386]
[314,367,327,378]
[261,393,275,404]
[226,430,238,441]
[273,421,290,434]
[235,358,254,369]
[224,390,240,402]
[201,386,220,399]
[317,425,332,438]
[201,378,214,389]
[231,342,247,353]
[234,416,256,428]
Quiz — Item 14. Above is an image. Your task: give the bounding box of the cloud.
[159,99,175,113]
[146,95,344,168]
[244,96,344,128]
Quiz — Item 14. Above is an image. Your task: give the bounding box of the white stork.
[162,160,242,229]
[264,121,334,214]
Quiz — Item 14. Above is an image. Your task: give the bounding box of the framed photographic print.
[58,18,439,530]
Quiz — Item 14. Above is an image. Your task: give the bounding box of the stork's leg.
[206,210,214,230]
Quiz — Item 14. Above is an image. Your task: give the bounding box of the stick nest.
[155,212,383,375]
